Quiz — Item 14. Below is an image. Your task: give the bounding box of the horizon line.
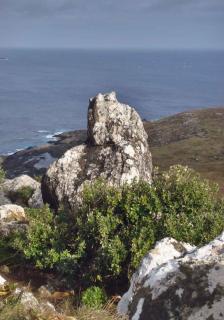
[1,46,224,52]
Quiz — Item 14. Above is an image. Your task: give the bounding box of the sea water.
[0,48,223,155]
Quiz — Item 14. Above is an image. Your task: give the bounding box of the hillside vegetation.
[145,107,224,192]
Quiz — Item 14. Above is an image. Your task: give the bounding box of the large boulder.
[42,92,152,212]
[3,175,43,208]
[3,174,40,192]
[118,233,224,320]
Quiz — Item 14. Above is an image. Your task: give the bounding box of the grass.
[0,291,126,320]
[145,107,224,194]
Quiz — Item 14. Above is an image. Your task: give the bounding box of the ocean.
[0,48,224,155]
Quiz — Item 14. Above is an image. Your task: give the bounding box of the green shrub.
[11,166,224,289]
[154,165,224,244]
[33,175,43,183]
[81,286,107,309]
[8,186,34,206]
[0,166,5,184]
[12,206,84,274]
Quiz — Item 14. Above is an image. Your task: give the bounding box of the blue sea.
[0,49,224,155]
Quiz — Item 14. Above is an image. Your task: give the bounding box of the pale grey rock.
[39,301,56,314]
[3,174,40,193]
[3,174,44,208]
[20,291,39,311]
[15,289,56,316]
[42,92,152,212]
[28,185,44,208]
[118,233,224,320]
[0,204,26,222]
[0,204,27,237]
[88,92,148,146]
[0,274,6,287]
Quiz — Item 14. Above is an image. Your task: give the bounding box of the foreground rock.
[118,233,224,320]
[42,92,152,212]
[3,174,43,208]
[0,204,27,236]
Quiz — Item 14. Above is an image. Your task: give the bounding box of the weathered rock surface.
[0,274,6,287]
[42,92,152,211]
[118,233,224,320]
[2,174,44,208]
[3,174,40,193]
[0,204,27,236]
[0,204,26,222]
[28,185,44,208]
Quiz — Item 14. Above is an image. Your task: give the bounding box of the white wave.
[37,130,49,133]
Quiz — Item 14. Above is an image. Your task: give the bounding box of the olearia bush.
[81,286,107,309]
[11,166,224,289]
[12,206,85,277]
[154,165,224,244]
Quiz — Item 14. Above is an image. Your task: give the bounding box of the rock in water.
[118,233,224,320]
[42,92,152,212]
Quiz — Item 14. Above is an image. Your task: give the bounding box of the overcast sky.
[0,0,223,49]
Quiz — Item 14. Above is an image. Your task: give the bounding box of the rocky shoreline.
[1,106,224,193]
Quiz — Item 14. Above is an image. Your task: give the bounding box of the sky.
[0,0,223,49]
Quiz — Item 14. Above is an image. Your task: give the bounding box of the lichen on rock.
[118,233,224,320]
[42,92,152,212]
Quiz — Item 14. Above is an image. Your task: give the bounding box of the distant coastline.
[1,107,224,196]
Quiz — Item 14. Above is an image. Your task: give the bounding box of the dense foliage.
[81,286,107,309]
[12,165,224,289]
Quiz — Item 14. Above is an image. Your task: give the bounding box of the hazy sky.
[0,0,223,49]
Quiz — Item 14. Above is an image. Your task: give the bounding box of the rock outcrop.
[118,233,224,320]
[42,92,152,212]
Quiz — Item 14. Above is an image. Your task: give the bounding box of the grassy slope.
[144,107,224,192]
